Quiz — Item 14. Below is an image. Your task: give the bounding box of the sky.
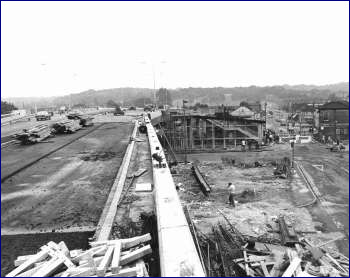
[1,1,349,98]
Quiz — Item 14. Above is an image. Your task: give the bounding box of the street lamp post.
[140,61,167,110]
[291,139,295,169]
[183,100,188,163]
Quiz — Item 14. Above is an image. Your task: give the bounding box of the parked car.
[35,111,51,121]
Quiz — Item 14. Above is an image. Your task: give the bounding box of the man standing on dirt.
[241,140,246,151]
[227,182,236,207]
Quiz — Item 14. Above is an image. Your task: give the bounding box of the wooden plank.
[58,241,70,257]
[14,255,36,267]
[122,233,152,249]
[238,263,257,276]
[6,249,49,277]
[91,234,151,250]
[243,250,249,276]
[68,267,96,277]
[325,253,348,273]
[96,245,114,277]
[70,249,83,258]
[44,243,74,268]
[104,266,138,277]
[16,264,44,277]
[316,235,344,248]
[282,257,302,277]
[141,260,149,277]
[250,262,275,267]
[111,241,122,273]
[260,261,271,277]
[72,246,106,263]
[120,245,152,266]
[32,257,65,277]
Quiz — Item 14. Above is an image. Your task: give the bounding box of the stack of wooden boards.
[233,239,349,277]
[52,120,82,134]
[6,233,152,277]
[13,124,52,144]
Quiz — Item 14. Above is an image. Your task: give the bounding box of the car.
[128,106,136,110]
[35,111,51,121]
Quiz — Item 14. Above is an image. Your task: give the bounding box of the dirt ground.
[1,120,133,234]
[174,142,349,256]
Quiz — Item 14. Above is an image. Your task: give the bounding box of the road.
[294,143,349,255]
[1,118,134,235]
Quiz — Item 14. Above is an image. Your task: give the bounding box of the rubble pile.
[52,120,82,134]
[6,233,152,277]
[198,219,349,277]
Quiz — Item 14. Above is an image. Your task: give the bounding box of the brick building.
[318,101,349,141]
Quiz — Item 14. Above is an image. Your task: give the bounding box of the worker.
[227,182,236,207]
[152,152,163,167]
[241,140,246,151]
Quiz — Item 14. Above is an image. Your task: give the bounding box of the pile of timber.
[52,120,82,134]
[231,239,349,277]
[200,219,349,277]
[6,233,152,277]
[13,124,52,144]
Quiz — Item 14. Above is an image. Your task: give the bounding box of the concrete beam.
[145,117,205,277]
[94,121,138,241]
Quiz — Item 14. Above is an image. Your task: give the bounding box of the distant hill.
[283,82,349,92]
[3,82,348,109]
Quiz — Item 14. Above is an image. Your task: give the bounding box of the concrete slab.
[135,183,152,192]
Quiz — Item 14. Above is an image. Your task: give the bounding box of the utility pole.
[334,120,338,141]
[152,65,157,109]
[291,139,295,169]
[183,100,187,163]
[264,101,267,133]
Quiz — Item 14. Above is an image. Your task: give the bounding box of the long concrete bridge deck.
[145,117,205,277]
[93,113,205,276]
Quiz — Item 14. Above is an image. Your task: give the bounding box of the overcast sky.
[1,1,349,98]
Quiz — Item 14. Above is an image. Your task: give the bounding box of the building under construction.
[160,108,265,152]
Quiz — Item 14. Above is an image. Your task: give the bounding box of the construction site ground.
[1,114,139,276]
[173,142,349,258]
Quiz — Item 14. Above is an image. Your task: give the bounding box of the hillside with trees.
[1,101,18,114]
[3,82,348,110]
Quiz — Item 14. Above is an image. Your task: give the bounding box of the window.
[322,111,329,121]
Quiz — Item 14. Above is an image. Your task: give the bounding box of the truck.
[35,111,51,121]
[114,105,125,116]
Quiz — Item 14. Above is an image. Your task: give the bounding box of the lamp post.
[140,60,167,110]
[183,99,188,163]
[291,139,295,169]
